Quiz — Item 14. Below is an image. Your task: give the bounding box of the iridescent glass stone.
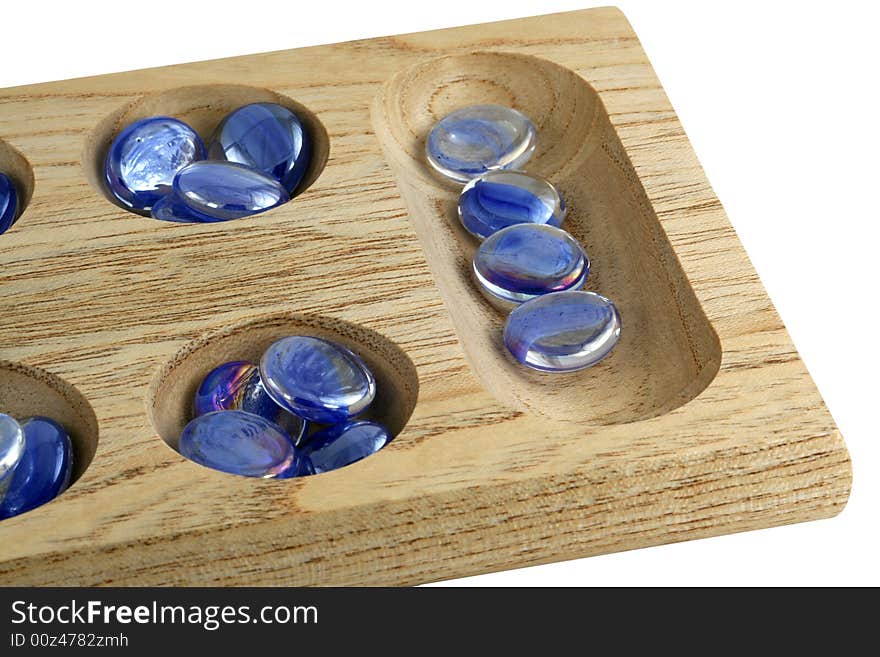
[426,104,537,183]
[0,414,25,498]
[179,410,299,478]
[193,361,307,443]
[458,170,565,240]
[474,224,588,310]
[104,116,205,213]
[0,172,19,234]
[174,160,289,221]
[260,336,376,425]
[300,420,391,475]
[504,290,621,372]
[208,102,311,194]
[0,417,73,519]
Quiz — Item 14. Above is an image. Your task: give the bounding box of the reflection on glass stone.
[0,172,19,235]
[208,102,312,195]
[300,420,391,475]
[458,170,565,240]
[179,410,299,478]
[504,290,621,372]
[426,104,537,183]
[260,336,376,425]
[174,160,289,221]
[193,361,307,444]
[474,223,588,310]
[0,414,25,498]
[0,417,73,519]
[104,116,205,213]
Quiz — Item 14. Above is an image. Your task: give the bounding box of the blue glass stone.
[474,224,588,310]
[174,160,290,221]
[300,420,391,475]
[104,116,205,213]
[260,336,376,425]
[504,290,621,372]
[0,414,25,499]
[179,410,299,478]
[193,361,308,443]
[0,417,73,520]
[0,172,19,235]
[426,104,537,183]
[208,102,311,195]
[150,193,219,223]
[458,170,565,240]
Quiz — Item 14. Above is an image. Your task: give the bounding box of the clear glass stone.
[193,361,307,443]
[179,410,299,478]
[504,291,621,372]
[300,420,391,475]
[104,116,205,213]
[0,413,25,499]
[260,336,376,425]
[0,417,73,519]
[458,170,565,240]
[174,160,289,221]
[208,102,311,194]
[474,223,588,310]
[426,104,537,183]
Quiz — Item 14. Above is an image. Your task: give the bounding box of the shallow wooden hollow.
[148,312,419,451]
[0,361,98,485]
[82,83,330,212]
[373,52,721,425]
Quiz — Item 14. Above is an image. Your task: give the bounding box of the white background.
[1,1,877,586]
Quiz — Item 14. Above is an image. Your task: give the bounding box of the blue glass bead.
[179,410,299,478]
[104,116,205,213]
[426,104,537,183]
[0,172,19,235]
[0,414,25,499]
[174,160,290,221]
[193,361,308,444]
[0,417,73,519]
[300,420,391,475]
[458,170,565,240]
[504,291,621,372]
[208,102,311,195]
[260,336,376,425]
[474,224,588,310]
[150,193,219,223]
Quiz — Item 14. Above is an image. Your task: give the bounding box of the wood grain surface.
[0,7,851,586]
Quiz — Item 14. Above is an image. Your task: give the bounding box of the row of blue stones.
[104,102,311,222]
[426,104,621,372]
[180,336,391,478]
[0,413,73,520]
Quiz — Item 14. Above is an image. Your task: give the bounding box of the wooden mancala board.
[0,7,851,586]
